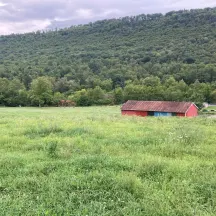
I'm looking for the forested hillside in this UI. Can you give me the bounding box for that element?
[1,7,216,106]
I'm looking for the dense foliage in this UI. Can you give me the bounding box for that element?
[1,7,216,106]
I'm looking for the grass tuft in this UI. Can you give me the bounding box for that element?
[45,140,58,158]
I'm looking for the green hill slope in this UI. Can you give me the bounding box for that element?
[1,8,216,106]
[1,8,216,82]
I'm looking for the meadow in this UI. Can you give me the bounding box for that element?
[0,106,216,216]
[205,106,216,112]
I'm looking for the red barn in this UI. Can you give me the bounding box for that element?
[121,101,198,117]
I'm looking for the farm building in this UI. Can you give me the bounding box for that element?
[121,101,198,117]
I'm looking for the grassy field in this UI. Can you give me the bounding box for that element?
[206,106,216,111]
[0,107,216,216]
[201,106,216,116]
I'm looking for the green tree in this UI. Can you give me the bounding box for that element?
[101,79,113,91]
[210,90,216,103]
[141,76,161,87]
[53,92,65,106]
[88,86,105,105]
[6,79,26,106]
[0,78,9,105]
[114,87,124,104]
[72,89,91,106]
[18,89,29,106]
[29,77,53,106]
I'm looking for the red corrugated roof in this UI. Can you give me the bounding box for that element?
[121,100,195,113]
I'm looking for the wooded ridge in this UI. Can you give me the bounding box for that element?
[0,7,216,106]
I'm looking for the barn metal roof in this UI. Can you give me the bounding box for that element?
[121,100,195,113]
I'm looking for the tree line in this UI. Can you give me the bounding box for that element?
[0,76,215,107]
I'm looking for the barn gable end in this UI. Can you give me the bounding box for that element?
[185,104,198,117]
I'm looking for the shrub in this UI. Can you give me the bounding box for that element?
[45,140,58,158]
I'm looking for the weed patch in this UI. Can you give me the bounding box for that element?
[45,140,58,158]
[25,124,63,138]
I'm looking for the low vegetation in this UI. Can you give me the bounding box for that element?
[205,106,216,111]
[0,107,216,215]
[201,106,216,116]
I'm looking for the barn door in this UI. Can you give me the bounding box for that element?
[154,112,172,116]
[148,111,154,116]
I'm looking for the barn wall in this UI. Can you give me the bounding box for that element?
[177,113,185,117]
[122,111,148,117]
[186,104,198,117]
[122,106,198,117]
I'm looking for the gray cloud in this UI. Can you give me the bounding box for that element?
[0,0,216,35]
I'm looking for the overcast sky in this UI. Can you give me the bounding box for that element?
[0,0,216,35]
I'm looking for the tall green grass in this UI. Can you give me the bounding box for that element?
[0,107,216,215]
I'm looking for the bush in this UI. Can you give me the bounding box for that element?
[45,140,58,158]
